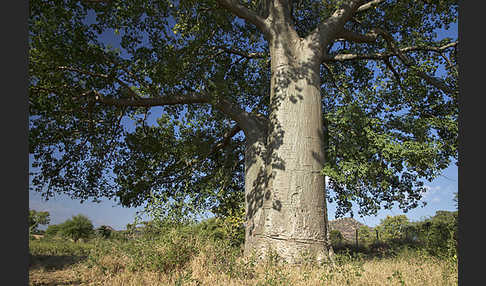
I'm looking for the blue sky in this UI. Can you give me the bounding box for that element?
[29,10,458,230]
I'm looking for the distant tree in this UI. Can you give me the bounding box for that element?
[45,224,61,237]
[453,192,458,209]
[330,229,344,246]
[59,214,94,242]
[416,210,457,257]
[431,210,457,224]
[29,209,50,234]
[358,225,373,244]
[96,225,112,239]
[377,215,409,241]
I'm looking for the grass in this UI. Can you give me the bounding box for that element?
[29,233,458,286]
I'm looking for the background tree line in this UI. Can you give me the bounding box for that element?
[330,209,458,259]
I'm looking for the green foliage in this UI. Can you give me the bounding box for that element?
[330,229,344,246]
[366,213,457,259]
[376,215,410,241]
[45,224,61,237]
[29,0,458,221]
[88,222,219,273]
[59,214,94,242]
[357,225,373,245]
[29,239,92,257]
[29,219,457,284]
[95,225,112,239]
[29,209,50,234]
[415,211,458,258]
[193,217,226,241]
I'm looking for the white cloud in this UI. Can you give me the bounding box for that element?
[431,197,441,203]
[423,185,441,198]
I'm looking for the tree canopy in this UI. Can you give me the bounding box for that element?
[59,214,95,241]
[29,209,51,233]
[29,0,458,219]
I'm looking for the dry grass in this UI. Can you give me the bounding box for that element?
[29,238,457,286]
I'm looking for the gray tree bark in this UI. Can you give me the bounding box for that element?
[243,1,331,263]
[217,0,369,264]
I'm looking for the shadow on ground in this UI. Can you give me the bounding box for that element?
[29,254,88,271]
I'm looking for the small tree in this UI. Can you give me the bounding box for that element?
[59,214,94,242]
[29,209,50,234]
[358,225,373,245]
[96,225,112,239]
[377,215,410,241]
[45,224,61,237]
[416,210,457,257]
[330,230,344,247]
[453,192,458,209]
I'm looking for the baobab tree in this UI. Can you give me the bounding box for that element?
[29,0,458,262]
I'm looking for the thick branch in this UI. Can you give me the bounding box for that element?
[307,0,366,57]
[211,124,243,154]
[356,0,386,13]
[337,29,379,43]
[58,64,263,134]
[89,90,210,107]
[87,90,262,136]
[216,0,269,35]
[216,46,267,59]
[327,42,457,61]
[325,35,458,95]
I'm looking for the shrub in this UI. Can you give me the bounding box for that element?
[330,229,344,247]
[358,225,373,245]
[96,225,112,239]
[377,215,410,241]
[415,211,457,258]
[59,214,94,242]
[45,224,62,237]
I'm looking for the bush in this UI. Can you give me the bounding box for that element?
[45,224,62,237]
[376,215,410,242]
[330,229,344,247]
[370,212,457,259]
[96,225,112,239]
[415,211,457,258]
[194,218,226,241]
[59,214,94,242]
[87,223,203,273]
[358,225,373,245]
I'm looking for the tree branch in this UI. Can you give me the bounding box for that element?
[211,124,243,155]
[58,66,140,99]
[382,57,408,92]
[84,89,262,136]
[325,31,458,95]
[216,0,269,35]
[326,41,457,61]
[215,46,267,59]
[57,64,264,134]
[336,28,379,43]
[87,90,210,106]
[307,0,366,57]
[356,0,386,13]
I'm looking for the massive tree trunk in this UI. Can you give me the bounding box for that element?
[244,24,330,263]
